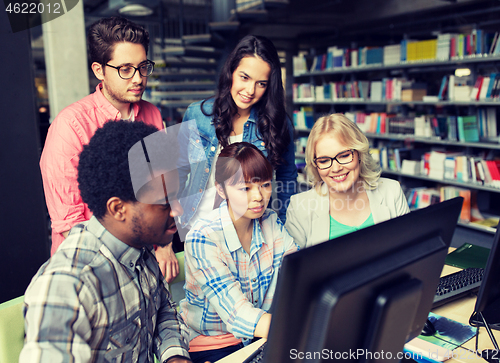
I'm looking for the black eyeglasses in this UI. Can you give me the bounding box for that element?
[105,60,155,79]
[314,149,355,170]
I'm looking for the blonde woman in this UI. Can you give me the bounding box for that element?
[285,113,409,248]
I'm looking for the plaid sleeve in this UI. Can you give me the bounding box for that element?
[156,278,191,361]
[185,228,264,339]
[19,271,95,363]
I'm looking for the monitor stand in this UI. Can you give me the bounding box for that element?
[305,278,424,362]
[361,279,423,362]
[471,297,500,330]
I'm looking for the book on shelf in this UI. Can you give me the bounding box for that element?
[476,107,498,140]
[414,116,432,138]
[478,75,492,100]
[294,137,308,156]
[387,115,415,135]
[485,72,497,99]
[365,46,384,65]
[456,115,479,142]
[292,55,308,76]
[437,75,448,101]
[436,33,452,61]
[383,44,401,65]
[453,85,472,101]
[454,155,470,182]
[470,217,499,230]
[296,29,500,76]
[401,159,420,175]
[483,160,500,187]
[447,75,455,100]
[370,81,383,101]
[293,83,315,101]
[421,150,462,180]
[469,75,484,101]
[447,116,458,141]
[370,147,380,165]
[293,107,314,130]
[407,187,441,210]
[490,74,500,99]
[401,81,427,101]
[401,89,427,101]
[440,185,475,222]
[431,116,448,140]
[314,85,326,101]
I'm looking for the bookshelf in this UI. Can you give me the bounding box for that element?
[292,31,500,237]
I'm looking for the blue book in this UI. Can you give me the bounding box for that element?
[401,39,407,62]
[486,73,497,99]
[476,29,483,54]
[438,76,448,100]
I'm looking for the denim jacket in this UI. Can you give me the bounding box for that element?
[177,99,297,228]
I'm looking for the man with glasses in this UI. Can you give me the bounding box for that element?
[40,16,179,282]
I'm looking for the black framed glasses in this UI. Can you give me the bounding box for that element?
[105,60,155,79]
[314,149,355,170]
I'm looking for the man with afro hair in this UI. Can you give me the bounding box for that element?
[20,120,191,363]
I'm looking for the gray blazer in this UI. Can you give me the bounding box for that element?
[285,178,410,249]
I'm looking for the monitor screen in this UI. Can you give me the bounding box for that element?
[470,225,500,330]
[264,197,463,363]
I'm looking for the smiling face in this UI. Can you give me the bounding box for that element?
[230,56,271,117]
[314,133,360,194]
[217,175,272,224]
[92,42,148,117]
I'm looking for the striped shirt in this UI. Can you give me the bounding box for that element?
[179,201,299,343]
[20,216,190,363]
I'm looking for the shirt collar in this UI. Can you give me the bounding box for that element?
[86,216,143,272]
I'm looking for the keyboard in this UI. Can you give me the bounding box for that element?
[433,267,484,308]
[242,341,267,363]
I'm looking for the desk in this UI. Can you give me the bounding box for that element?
[216,263,499,363]
[431,264,497,363]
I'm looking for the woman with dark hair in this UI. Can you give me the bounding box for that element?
[179,142,298,363]
[177,35,298,235]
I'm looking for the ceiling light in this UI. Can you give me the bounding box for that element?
[455,68,471,77]
[118,3,153,16]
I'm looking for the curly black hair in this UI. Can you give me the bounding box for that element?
[77,120,159,219]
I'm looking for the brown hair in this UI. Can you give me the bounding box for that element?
[88,16,149,66]
[215,142,273,189]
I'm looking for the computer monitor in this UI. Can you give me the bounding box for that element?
[470,225,500,330]
[263,197,463,363]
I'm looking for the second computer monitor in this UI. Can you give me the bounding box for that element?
[470,222,500,330]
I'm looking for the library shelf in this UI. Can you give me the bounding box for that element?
[292,39,500,238]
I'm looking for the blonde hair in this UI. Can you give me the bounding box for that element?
[305,113,381,190]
